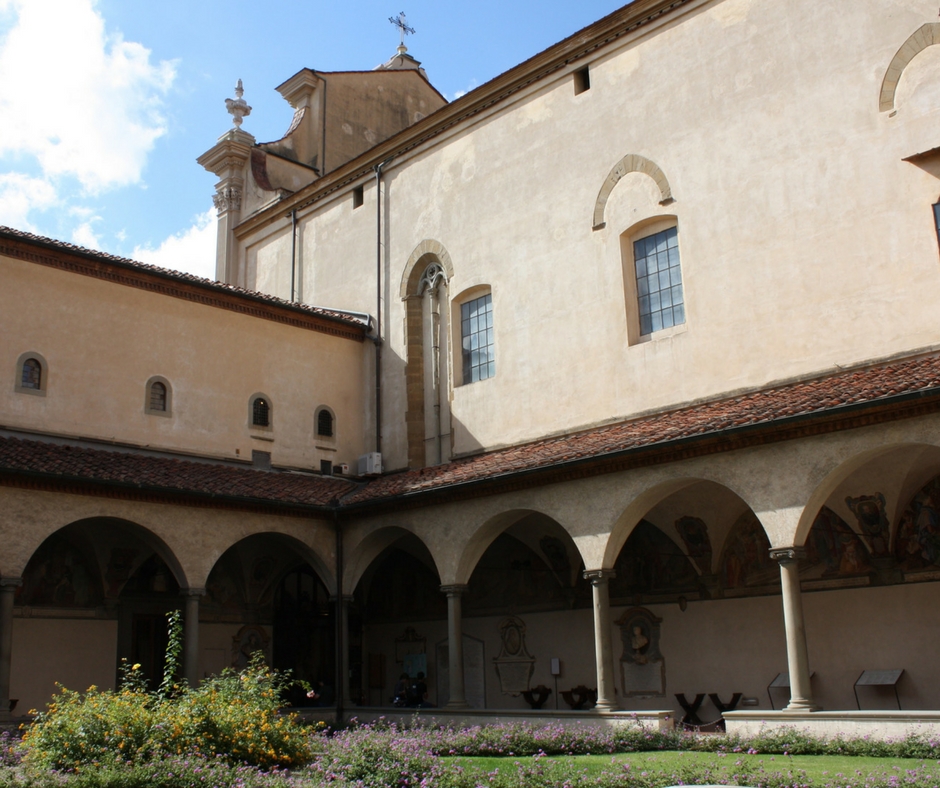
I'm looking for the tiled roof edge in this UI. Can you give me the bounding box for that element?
[0,226,370,340]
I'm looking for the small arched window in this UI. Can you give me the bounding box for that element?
[21,359,41,390]
[317,408,334,437]
[150,382,167,411]
[145,376,172,416]
[252,397,270,428]
[15,352,47,396]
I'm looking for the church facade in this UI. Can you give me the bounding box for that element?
[4,0,940,724]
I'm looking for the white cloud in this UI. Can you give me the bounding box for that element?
[0,172,57,229]
[0,0,175,194]
[71,221,101,250]
[132,208,217,280]
[450,80,478,101]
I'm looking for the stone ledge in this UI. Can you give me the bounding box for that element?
[724,710,940,739]
[342,706,674,730]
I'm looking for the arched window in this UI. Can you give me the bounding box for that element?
[251,396,271,428]
[21,359,41,390]
[145,376,172,416]
[317,408,334,438]
[15,352,47,396]
[150,382,167,411]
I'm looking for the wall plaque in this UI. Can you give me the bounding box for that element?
[616,607,665,697]
[493,615,535,695]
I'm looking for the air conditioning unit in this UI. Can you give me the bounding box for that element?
[358,452,383,476]
[335,463,349,475]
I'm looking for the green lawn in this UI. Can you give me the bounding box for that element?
[456,751,940,785]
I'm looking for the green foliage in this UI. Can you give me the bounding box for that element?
[156,611,183,701]
[21,613,311,772]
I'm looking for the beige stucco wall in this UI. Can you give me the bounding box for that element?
[362,578,940,715]
[11,617,117,716]
[240,0,940,473]
[0,254,367,471]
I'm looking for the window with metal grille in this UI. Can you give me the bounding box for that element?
[317,409,334,437]
[461,293,495,383]
[252,397,270,427]
[149,382,167,412]
[634,226,684,335]
[21,358,41,390]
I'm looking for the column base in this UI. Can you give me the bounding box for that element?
[593,700,621,712]
[444,700,469,710]
[783,701,822,712]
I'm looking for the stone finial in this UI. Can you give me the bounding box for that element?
[225,79,252,129]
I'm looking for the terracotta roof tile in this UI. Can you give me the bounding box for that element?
[4,354,939,512]
[341,354,940,505]
[0,437,356,508]
[0,226,369,329]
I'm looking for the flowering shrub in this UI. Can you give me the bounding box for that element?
[0,731,22,768]
[21,613,311,771]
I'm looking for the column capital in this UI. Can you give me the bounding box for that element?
[769,547,806,565]
[440,584,469,597]
[180,587,206,598]
[583,568,616,584]
[0,577,22,589]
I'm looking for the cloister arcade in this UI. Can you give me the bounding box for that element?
[3,419,940,720]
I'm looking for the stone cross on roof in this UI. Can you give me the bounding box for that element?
[389,11,415,52]
[224,79,252,129]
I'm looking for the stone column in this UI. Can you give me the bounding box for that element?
[770,548,820,711]
[181,588,205,688]
[0,577,22,719]
[441,584,469,708]
[331,594,354,707]
[584,569,619,711]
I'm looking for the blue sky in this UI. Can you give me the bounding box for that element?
[0,0,625,278]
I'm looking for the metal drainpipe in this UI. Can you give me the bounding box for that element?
[289,209,297,303]
[373,158,393,455]
[333,510,344,724]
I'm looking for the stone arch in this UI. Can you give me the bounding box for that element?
[19,516,189,592]
[603,477,759,570]
[207,531,336,596]
[351,527,446,633]
[344,525,440,595]
[793,441,940,549]
[592,154,673,230]
[453,508,582,586]
[880,23,940,112]
[399,239,455,300]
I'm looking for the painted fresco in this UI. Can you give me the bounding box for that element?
[120,554,180,597]
[802,506,871,579]
[610,520,699,600]
[205,550,247,610]
[674,516,713,575]
[362,548,447,621]
[18,532,102,607]
[466,533,585,614]
[896,476,940,571]
[845,493,891,557]
[719,511,778,590]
